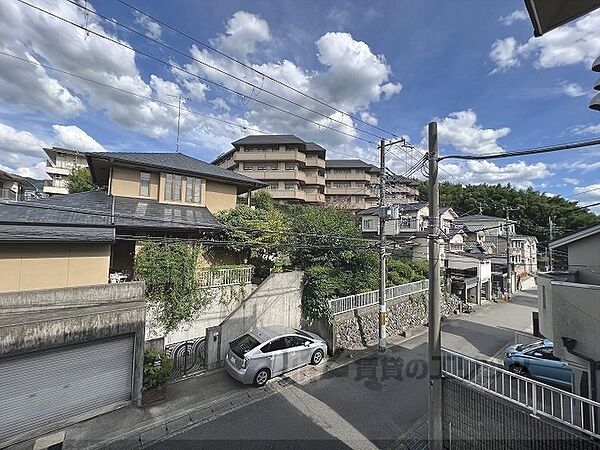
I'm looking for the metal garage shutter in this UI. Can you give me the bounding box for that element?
[0,335,134,443]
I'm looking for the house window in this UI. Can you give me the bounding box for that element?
[267,182,279,190]
[285,163,296,171]
[284,183,297,190]
[164,173,182,201]
[243,163,253,171]
[186,177,202,203]
[139,172,151,197]
[364,219,374,230]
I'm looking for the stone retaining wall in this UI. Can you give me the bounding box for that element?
[334,292,460,351]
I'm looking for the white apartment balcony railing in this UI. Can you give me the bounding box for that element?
[197,266,253,288]
[442,348,600,440]
[328,279,429,315]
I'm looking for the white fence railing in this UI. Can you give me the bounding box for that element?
[442,348,600,439]
[197,266,253,288]
[328,279,428,315]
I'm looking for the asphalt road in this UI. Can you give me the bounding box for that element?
[151,291,538,450]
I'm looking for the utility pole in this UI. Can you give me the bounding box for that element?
[427,122,443,449]
[378,139,387,353]
[548,216,554,271]
[168,94,191,152]
[504,207,518,300]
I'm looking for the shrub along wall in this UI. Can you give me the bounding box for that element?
[332,293,461,351]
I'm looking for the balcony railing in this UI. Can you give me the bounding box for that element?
[328,279,429,315]
[442,348,600,439]
[197,266,253,288]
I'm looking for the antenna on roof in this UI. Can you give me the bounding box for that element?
[168,94,191,152]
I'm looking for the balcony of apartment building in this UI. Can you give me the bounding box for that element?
[43,178,69,195]
[245,168,307,183]
[234,148,307,164]
[326,171,372,182]
[305,190,325,203]
[304,171,326,186]
[266,181,306,201]
[325,182,370,196]
[305,156,325,169]
[45,159,79,176]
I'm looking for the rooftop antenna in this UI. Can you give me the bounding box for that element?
[168,95,191,152]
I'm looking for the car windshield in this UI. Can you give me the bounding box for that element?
[519,340,546,352]
[230,334,260,357]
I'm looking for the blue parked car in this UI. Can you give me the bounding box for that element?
[503,339,572,390]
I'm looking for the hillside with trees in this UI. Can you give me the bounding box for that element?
[419,182,599,242]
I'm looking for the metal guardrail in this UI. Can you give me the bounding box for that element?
[328,279,428,315]
[442,348,600,439]
[197,266,253,288]
[514,330,541,346]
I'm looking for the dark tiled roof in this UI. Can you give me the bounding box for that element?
[456,214,510,222]
[397,202,428,212]
[326,159,378,170]
[232,135,305,146]
[0,190,221,231]
[88,152,265,188]
[0,224,114,242]
[305,142,326,153]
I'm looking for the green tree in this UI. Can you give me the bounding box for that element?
[418,181,599,242]
[67,167,95,193]
[284,205,363,268]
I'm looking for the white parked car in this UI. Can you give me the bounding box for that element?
[225,325,327,387]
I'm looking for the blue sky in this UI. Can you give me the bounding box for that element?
[0,0,599,207]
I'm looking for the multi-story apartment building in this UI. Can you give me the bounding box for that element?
[324,159,378,209]
[213,135,326,204]
[43,147,89,195]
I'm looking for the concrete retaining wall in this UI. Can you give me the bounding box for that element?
[205,271,303,368]
[145,283,257,345]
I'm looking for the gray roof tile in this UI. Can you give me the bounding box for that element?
[88,152,265,188]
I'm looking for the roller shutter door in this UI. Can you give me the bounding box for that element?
[0,335,134,443]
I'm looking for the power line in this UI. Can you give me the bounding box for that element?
[16,0,376,145]
[0,51,373,163]
[439,137,600,162]
[113,0,398,139]
[0,197,380,244]
[66,0,386,142]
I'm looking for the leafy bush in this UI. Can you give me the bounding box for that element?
[134,242,209,333]
[143,347,172,390]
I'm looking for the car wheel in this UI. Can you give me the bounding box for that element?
[254,368,270,387]
[510,365,530,377]
[311,349,324,365]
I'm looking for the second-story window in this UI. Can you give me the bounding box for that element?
[285,163,296,171]
[139,172,151,197]
[164,173,182,201]
[186,177,202,203]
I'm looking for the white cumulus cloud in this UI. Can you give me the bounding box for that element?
[433,109,510,155]
[51,125,105,153]
[499,9,529,26]
[440,160,550,189]
[133,11,162,40]
[490,9,600,72]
